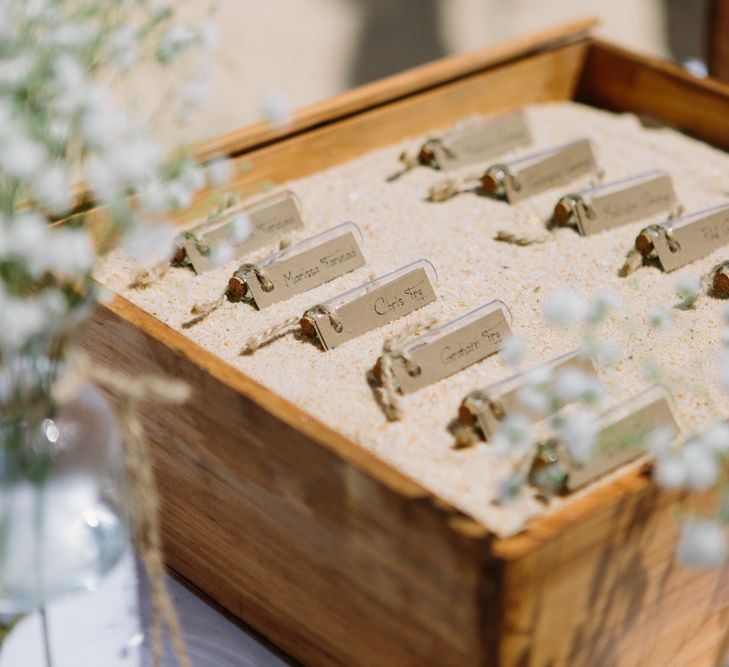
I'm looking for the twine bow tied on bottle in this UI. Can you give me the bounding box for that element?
[372,318,438,421]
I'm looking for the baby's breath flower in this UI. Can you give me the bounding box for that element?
[543,287,587,327]
[199,22,220,51]
[552,368,604,406]
[645,425,676,458]
[675,274,701,309]
[654,453,688,488]
[501,335,525,366]
[175,78,210,122]
[677,520,728,568]
[156,25,197,64]
[50,228,94,277]
[123,222,179,263]
[209,241,235,268]
[648,307,672,330]
[557,411,598,465]
[31,164,72,215]
[585,290,619,325]
[703,422,729,455]
[228,213,252,243]
[108,26,138,70]
[207,158,235,187]
[681,439,719,490]
[517,383,551,416]
[0,53,34,88]
[491,413,535,459]
[263,87,293,128]
[0,134,46,178]
[497,472,525,504]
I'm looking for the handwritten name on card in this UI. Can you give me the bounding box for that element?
[305,262,437,350]
[387,302,512,394]
[184,191,304,273]
[244,225,365,309]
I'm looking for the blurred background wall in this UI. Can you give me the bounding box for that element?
[153,0,709,145]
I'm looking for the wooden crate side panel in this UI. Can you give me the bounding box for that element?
[172,43,588,227]
[81,300,500,667]
[193,18,597,162]
[577,39,729,151]
[498,476,729,667]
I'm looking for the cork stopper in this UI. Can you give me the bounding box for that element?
[299,315,318,339]
[634,232,655,257]
[713,264,729,297]
[226,274,248,301]
[372,357,384,383]
[418,145,435,168]
[457,400,477,427]
[553,197,575,225]
[172,245,188,265]
[481,169,502,195]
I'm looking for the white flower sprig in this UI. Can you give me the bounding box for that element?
[0,0,218,363]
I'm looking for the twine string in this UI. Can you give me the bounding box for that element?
[129,261,170,290]
[427,179,462,202]
[242,315,300,354]
[54,355,192,667]
[377,318,438,422]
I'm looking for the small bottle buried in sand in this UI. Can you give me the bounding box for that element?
[371,301,513,422]
[389,111,532,180]
[242,259,438,354]
[427,138,600,204]
[455,350,598,448]
[620,201,729,276]
[129,190,304,287]
[183,223,366,328]
[229,222,365,307]
[529,385,679,496]
[552,170,680,236]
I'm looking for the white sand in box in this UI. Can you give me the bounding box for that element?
[96,101,729,537]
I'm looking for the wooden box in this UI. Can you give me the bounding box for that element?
[82,19,729,667]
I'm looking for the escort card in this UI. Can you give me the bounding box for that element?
[430,111,533,171]
[183,190,304,273]
[303,260,437,351]
[555,170,677,236]
[483,139,597,204]
[463,350,597,440]
[384,301,512,394]
[652,202,729,272]
[240,223,365,309]
[566,386,679,492]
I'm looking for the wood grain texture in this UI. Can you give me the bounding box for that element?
[175,41,589,228]
[81,295,498,667]
[496,471,729,666]
[708,0,729,83]
[192,17,597,164]
[578,39,729,151]
[81,29,729,667]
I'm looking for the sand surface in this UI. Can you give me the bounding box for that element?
[97,101,729,536]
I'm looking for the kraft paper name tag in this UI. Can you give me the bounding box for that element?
[530,386,679,494]
[651,202,729,272]
[462,350,597,440]
[554,170,677,236]
[183,190,304,273]
[566,386,679,491]
[430,111,533,171]
[382,301,512,394]
[482,139,598,204]
[234,223,365,309]
[302,260,437,351]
